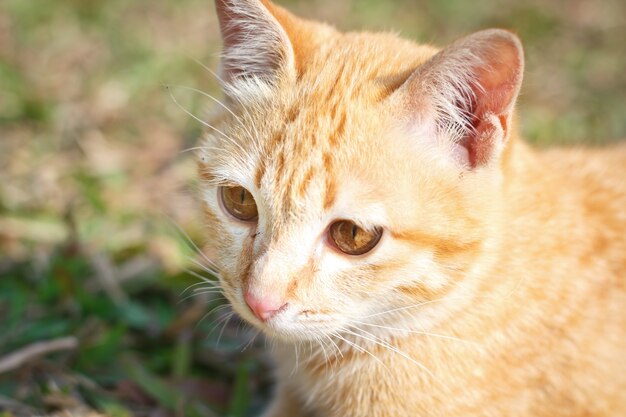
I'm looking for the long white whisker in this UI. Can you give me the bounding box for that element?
[185,57,267,159]
[314,337,335,380]
[183,289,225,301]
[325,334,343,359]
[180,145,224,154]
[179,277,220,296]
[167,83,260,151]
[189,257,220,278]
[192,285,222,292]
[166,217,221,275]
[165,85,246,154]
[322,334,342,376]
[363,294,481,319]
[344,327,437,382]
[179,290,225,304]
[332,330,388,371]
[197,303,231,329]
[186,56,257,119]
[215,312,236,346]
[351,320,479,347]
[185,267,220,286]
[292,343,300,376]
[240,329,260,352]
[184,268,221,285]
[168,84,241,120]
[317,337,329,365]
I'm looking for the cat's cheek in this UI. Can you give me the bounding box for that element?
[404,251,451,291]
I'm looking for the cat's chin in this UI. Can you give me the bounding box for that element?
[260,326,332,343]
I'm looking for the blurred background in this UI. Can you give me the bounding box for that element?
[0,0,624,416]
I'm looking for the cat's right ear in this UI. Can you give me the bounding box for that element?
[393,29,524,170]
[214,0,296,89]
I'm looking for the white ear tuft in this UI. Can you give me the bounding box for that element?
[214,0,295,87]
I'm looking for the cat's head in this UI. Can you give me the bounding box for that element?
[199,0,523,341]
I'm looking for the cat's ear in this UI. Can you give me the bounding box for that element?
[214,0,296,87]
[396,29,524,169]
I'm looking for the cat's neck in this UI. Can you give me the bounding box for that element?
[502,137,624,259]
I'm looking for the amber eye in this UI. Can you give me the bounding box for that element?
[220,186,258,221]
[328,220,382,256]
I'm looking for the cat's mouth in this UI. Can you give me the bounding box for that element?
[217,280,345,340]
[235,298,342,341]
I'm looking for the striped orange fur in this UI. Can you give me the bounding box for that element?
[197,1,626,415]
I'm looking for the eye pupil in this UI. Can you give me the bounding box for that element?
[329,220,382,256]
[221,186,258,221]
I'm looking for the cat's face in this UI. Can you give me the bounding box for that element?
[199,0,522,342]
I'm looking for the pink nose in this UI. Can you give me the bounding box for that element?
[244,291,286,321]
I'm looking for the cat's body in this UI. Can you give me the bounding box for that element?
[198,1,626,416]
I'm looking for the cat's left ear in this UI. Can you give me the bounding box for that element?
[214,0,297,87]
[395,29,524,169]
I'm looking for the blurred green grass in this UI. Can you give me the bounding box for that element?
[0,0,624,416]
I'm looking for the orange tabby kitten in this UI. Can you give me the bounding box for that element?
[197,0,626,415]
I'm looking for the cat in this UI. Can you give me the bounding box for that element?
[197,0,626,416]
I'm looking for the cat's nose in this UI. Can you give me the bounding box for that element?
[244,291,286,322]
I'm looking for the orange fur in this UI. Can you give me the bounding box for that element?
[198,1,626,415]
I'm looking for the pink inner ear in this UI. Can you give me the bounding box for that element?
[462,116,506,167]
[460,33,523,168]
[471,37,523,119]
[394,29,524,170]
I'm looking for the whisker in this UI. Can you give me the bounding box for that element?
[322,334,343,376]
[179,292,225,306]
[343,327,437,382]
[325,334,343,359]
[186,56,265,124]
[186,251,221,272]
[351,319,480,348]
[292,343,300,376]
[240,329,261,352]
[314,337,332,378]
[362,294,483,319]
[165,216,221,275]
[214,311,236,346]
[188,289,224,298]
[180,279,217,297]
[179,270,221,295]
[165,84,247,154]
[184,57,266,157]
[167,84,241,121]
[196,303,231,330]
[179,145,224,154]
[332,330,388,371]
[185,56,234,99]
[167,83,260,152]
[178,270,223,304]
[186,267,221,285]
[188,257,220,278]
[192,285,222,292]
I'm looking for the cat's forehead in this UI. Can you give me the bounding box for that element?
[208,103,379,229]
[252,103,347,222]
[204,36,440,221]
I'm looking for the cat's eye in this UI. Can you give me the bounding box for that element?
[328,220,382,256]
[220,186,258,221]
